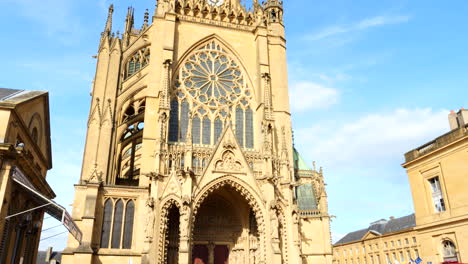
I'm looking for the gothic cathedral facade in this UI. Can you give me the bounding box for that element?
[62,1,332,263]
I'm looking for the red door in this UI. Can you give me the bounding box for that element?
[192,245,209,264]
[214,245,229,264]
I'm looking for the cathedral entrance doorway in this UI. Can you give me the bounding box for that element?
[191,185,260,264]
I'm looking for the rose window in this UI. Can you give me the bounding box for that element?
[170,41,254,149]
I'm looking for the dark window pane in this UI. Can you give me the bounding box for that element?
[235,107,244,146]
[100,199,113,248]
[123,201,135,249]
[180,100,190,142]
[169,100,179,142]
[111,200,124,248]
[214,118,223,143]
[202,117,211,145]
[245,108,254,148]
[192,116,201,144]
[296,184,318,210]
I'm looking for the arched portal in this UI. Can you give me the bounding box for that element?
[166,205,181,264]
[191,181,263,264]
[159,199,182,264]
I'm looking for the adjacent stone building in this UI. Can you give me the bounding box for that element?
[62,1,333,263]
[334,109,467,264]
[0,89,74,263]
[333,215,420,264]
[403,108,468,263]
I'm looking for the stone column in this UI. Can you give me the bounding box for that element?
[178,204,190,264]
[208,242,215,264]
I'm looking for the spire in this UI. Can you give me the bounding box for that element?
[104,4,114,34]
[124,7,135,34]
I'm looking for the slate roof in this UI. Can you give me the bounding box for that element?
[0,88,23,101]
[36,251,62,264]
[334,214,416,245]
[0,88,47,106]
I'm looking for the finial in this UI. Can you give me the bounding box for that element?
[104,4,114,33]
[116,30,120,38]
[144,9,149,26]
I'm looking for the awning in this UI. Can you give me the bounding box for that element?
[9,167,82,243]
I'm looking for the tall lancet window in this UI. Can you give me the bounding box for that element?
[100,198,136,249]
[170,39,256,148]
[125,46,150,79]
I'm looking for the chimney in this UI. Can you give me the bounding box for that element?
[45,247,53,262]
[449,108,467,130]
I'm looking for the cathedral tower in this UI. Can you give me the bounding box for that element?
[62,1,332,263]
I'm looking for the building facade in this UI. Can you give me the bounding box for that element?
[333,215,421,264]
[334,109,467,264]
[0,89,54,263]
[403,109,468,263]
[62,1,332,264]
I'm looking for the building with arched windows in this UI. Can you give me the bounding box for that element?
[333,109,468,264]
[61,1,333,264]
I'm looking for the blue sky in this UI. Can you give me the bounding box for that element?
[0,0,466,250]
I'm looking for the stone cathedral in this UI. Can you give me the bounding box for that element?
[62,0,332,263]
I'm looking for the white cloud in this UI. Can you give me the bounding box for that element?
[295,108,449,168]
[290,81,339,111]
[307,15,411,41]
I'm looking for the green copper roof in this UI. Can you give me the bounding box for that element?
[293,148,312,171]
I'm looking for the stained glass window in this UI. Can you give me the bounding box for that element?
[171,40,254,147]
[123,200,135,249]
[180,101,190,142]
[111,200,124,248]
[236,107,244,146]
[202,117,211,145]
[245,108,253,148]
[100,199,113,248]
[125,47,150,79]
[169,100,179,142]
[296,184,317,210]
[192,116,201,144]
[214,118,223,143]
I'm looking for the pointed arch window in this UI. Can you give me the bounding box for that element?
[101,198,136,249]
[100,199,113,248]
[192,116,201,144]
[214,118,223,143]
[245,107,254,148]
[170,40,255,148]
[123,200,135,249]
[125,46,150,79]
[235,106,244,146]
[180,101,190,142]
[111,200,124,248]
[442,240,458,262]
[169,100,179,142]
[202,117,211,145]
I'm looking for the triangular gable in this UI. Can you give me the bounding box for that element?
[362,230,381,240]
[195,125,262,195]
[161,169,183,199]
[13,92,52,169]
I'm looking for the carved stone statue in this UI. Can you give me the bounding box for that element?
[144,197,155,240]
[270,207,279,240]
[180,204,190,238]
